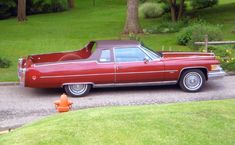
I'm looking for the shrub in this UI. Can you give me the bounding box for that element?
[0,57,11,68]
[0,0,68,19]
[0,0,15,19]
[139,0,161,3]
[139,2,164,19]
[209,46,235,71]
[177,22,223,46]
[31,0,68,14]
[191,0,218,9]
[128,33,141,41]
[143,20,188,34]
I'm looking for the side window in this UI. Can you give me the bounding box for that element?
[99,49,111,62]
[114,47,150,62]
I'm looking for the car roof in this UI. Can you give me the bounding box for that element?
[95,40,141,49]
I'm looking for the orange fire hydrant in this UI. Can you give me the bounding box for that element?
[54,94,73,113]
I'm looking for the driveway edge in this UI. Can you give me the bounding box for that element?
[0,82,19,86]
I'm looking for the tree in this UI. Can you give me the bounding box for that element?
[17,0,26,21]
[67,0,75,9]
[167,0,217,22]
[167,0,185,22]
[124,0,142,34]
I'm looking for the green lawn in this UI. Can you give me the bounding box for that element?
[0,99,234,145]
[0,0,234,81]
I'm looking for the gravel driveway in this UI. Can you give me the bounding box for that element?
[0,76,235,131]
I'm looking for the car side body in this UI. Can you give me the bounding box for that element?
[18,40,225,97]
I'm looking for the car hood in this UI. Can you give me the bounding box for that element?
[161,52,215,58]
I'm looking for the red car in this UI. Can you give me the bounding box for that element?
[18,40,225,97]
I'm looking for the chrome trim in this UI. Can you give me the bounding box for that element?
[61,81,177,88]
[113,46,157,63]
[62,82,94,87]
[164,56,215,60]
[41,73,114,79]
[140,46,161,60]
[93,81,178,88]
[34,60,94,67]
[178,66,208,80]
[163,52,214,55]
[19,68,26,87]
[62,81,177,88]
[208,70,226,79]
[40,70,178,79]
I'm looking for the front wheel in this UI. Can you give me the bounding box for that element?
[64,84,91,97]
[179,69,206,92]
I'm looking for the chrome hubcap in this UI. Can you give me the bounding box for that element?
[183,72,202,91]
[68,84,87,95]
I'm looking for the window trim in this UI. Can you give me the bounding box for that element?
[113,46,156,63]
[98,49,112,63]
[140,46,161,60]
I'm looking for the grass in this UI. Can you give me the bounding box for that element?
[0,99,234,145]
[0,0,234,81]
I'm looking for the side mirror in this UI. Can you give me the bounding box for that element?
[144,58,149,64]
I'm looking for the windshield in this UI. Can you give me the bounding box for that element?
[140,46,162,60]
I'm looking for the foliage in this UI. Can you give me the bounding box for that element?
[128,33,141,41]
[191,0,218,9]
[29,0,68,14]
[0,0,68,19]
[209,45,235,71]
[0,57,11,68]
[139,2,164,18]
[0,0,15,19]
[139,0,161,3]
[177,21,223,46]
[143,19,188,34]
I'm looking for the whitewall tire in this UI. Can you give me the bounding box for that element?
[179,69,206,92]
[64,84,91,97]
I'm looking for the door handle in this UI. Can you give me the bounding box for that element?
[116,66,124,70]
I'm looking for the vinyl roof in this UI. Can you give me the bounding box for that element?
[95,40,140,49]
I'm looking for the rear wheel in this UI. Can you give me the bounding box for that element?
[64,84,91,97]
[179,69,206,92]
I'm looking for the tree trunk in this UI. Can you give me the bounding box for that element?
[168,0,176,22]
[177,0,185,20]
[123,0,142,34]
[68,0,75,8]
[17,0,26,21]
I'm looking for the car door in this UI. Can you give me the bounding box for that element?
[91,49,115,84]
[114,47,164,83]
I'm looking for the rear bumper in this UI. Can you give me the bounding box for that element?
[18,58,26,87]
[208,70,226,79]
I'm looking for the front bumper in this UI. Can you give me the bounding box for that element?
[208,70,226,79]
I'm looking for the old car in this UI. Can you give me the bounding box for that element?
[18,40,225,97]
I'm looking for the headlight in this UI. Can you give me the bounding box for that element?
[211,64,222,71]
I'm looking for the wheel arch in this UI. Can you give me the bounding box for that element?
[62,82,94,88]
[178,67,208,81]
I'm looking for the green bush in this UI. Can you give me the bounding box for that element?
[191,0,218,9]
[31,0,68,14]
[0,57,11,68]
[208,46,235,71]
[0,0,15,19]
[0,0,68,19]
[143,20,188,34]
[139,2,164,19]
[139,0,161,3]
[177,21,223,46]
